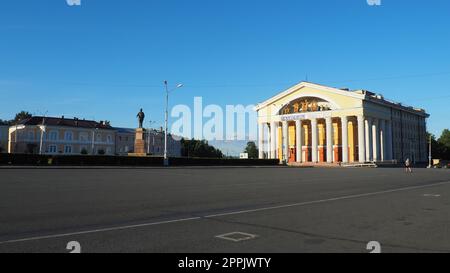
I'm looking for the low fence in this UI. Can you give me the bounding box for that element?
[0,153,279,167]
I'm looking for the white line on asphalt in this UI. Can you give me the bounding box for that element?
[1,180,450,245]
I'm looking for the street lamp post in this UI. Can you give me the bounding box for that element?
[428,134,432,168]
[91,128,99,155]
[163,81,183,166]
[14,125,18,153]
[13,124,26,153]
[39,117,46,155]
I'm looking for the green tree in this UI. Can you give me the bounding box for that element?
[180,138,224,158]
[438,129,450,147]
[244,141,259,159]
[11,111,32,125]
[427,130,450,160]
[437,129,450,159]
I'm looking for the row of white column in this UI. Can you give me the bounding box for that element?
[258,116,393,163]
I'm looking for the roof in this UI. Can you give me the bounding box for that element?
[255,81,429,117]
[18,116,114,130]
[254,81,365,111]
[114,127,136,134]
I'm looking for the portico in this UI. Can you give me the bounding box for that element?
[256,82,428,164]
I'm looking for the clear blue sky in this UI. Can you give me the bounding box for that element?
[1,0,449,139]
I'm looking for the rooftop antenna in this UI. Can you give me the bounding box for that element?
[305,74,309,82]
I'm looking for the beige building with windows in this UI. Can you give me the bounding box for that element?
[8,116,116,155]
[115,127,182,157]
[256,82,429,164]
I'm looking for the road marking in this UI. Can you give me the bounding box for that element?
[1,180,450,245]
[215,232,258,242]
[423,194,441,197]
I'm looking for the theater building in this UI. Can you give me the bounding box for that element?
[255,82,429,164]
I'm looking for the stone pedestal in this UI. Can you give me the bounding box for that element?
[132,128,146,156]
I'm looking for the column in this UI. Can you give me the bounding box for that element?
[386,120,393,161]
[265,123,271,159]
[326,117,333,163]
[341,116,349,163]
[372,118,379,162]
[270,122,277,159]
[311,118,318,163]
[357,115,366,163]
[258,123,264,159]
[365,118,373,161]
[267,124,272,159]
[282,121,289,162]
[379,119,386,162]
[295,120,303,163]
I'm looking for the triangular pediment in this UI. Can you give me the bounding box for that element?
[255,82,365,111]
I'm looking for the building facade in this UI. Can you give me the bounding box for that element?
[115,128,135,155]
[115,127,182,157]
[5,115,183,157]
[8,116,116,155]
[255,82,429,164]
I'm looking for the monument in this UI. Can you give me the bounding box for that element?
[131,108,147,156]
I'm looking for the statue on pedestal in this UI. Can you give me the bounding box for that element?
[137,108,145,129]
[132,108,147,155]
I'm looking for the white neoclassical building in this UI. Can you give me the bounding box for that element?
[255,82,429,164]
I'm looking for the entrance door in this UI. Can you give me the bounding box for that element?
[289,148,296,163]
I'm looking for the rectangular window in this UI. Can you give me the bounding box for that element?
[79,132,88,142]
[65,131,73,141]
[64,145,72,154]
[48,145,57,153]
[49,131,58,141]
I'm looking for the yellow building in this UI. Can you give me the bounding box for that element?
[255,82,429,164]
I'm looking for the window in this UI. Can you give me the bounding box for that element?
[97,133,102,142]
[49,131,58,141]
[107,135,112,143]
[79,132,88,142]
[28,131,34,141]
[65,131,73,141]
[48,145,57,153]
[64,145,72,154]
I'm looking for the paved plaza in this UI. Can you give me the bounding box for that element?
[0,167,449,253]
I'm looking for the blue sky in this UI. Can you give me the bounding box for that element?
[1,0,449,144]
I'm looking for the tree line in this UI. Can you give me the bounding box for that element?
[429,130,450,160]
[180,138,224,158]
[0,111,33,125]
